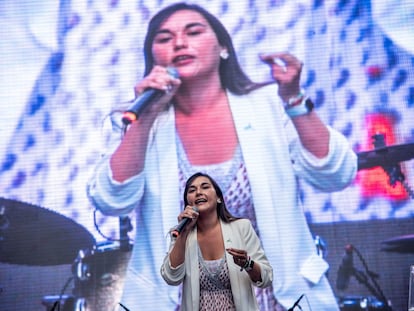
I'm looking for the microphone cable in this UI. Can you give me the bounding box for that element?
[92,208,134,244]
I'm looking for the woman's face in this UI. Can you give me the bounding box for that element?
[186,176,220,213]
[151,10,224,79]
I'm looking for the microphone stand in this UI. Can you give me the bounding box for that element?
[118,302,130,311]
[287,294,304,311]
[50,300,60,311]
[349,246,393,311]
[119,216,132,252]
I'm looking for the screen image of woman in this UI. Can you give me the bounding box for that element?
[87,3,357,310]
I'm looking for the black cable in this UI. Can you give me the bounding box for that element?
[304,294,312,311]
[48,276,74,311]
[59,276,74,301]
[93,209,134,245]
[93,209,118,241]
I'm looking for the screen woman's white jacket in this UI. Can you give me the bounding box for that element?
[87,84,357,310]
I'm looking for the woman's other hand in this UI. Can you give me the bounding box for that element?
[260,52,303,102]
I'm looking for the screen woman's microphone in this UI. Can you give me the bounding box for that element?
[336,244,354,290]
[122,67,179,125]
[171,206,198,238]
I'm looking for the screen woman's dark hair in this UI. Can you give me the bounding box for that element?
[143,2,258,95]
[184,172,239,223]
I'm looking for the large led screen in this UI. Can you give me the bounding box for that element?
[1,1,413,310]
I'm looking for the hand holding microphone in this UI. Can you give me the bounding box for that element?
[171,206,199,238]
[122,66,181,125]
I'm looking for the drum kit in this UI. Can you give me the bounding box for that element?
[357,136,414,255]
[356,135,414,252]
[341,134,414,311]
[0,197,132,311]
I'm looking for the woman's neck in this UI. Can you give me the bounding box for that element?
[197,214,220,233]
[174,75,226,115]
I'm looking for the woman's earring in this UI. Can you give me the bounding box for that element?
[220,50,229,60]
[217,199,222,203]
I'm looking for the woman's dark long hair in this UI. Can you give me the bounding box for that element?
[184,172,239,223]
[143,2,259,95]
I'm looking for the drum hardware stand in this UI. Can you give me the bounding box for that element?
[73,249,89,281]
[372,133,414,199]
[119,215,133,252]
[69,214,133,311]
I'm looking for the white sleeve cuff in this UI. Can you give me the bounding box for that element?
[87,160,144,216]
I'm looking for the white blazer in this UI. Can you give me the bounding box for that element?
[161,219,273,311]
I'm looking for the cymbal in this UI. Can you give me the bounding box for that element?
[381,234,414,253]
[0,198,95,266]
[357,142,414,170]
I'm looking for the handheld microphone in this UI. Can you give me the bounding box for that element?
[336,244,354,290]
[171,206,198,238]
[122,67,179,125]
[287,294,305,311]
